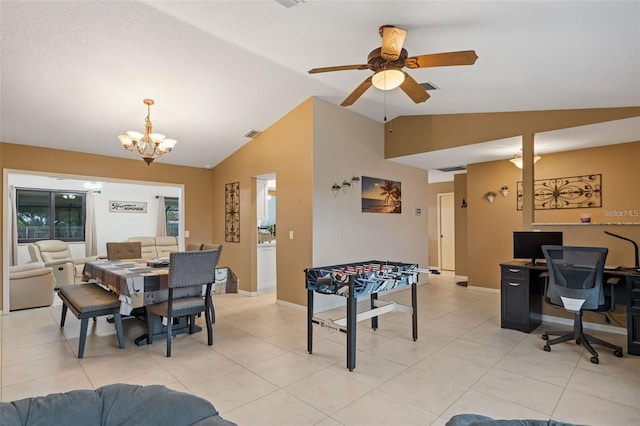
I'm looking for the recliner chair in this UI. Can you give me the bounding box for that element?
[541,245,623,364]
[28,240,99,286]
[9,262,56,311]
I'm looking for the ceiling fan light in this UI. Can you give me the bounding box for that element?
[372,69,405,90]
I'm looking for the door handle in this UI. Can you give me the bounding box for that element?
[508,282,520,287]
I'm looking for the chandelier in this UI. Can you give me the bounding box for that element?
[117,99,177,165]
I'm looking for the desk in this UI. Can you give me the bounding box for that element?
[500,260,640,355]
[305,260,420,371]
[83,259,237,345]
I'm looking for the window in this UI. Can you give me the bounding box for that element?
[16,189,86,243]
[165,197,179,237]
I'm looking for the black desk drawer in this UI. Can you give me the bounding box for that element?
[502,267,527,281]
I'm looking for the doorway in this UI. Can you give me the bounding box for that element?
[256,173,276,294]
[438,192,455,271]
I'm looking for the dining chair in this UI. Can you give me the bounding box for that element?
[541,245,623,364]
[106,241,142,260]
[146,248,221,357]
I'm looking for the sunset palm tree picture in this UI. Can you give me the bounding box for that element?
[361,176,402,214]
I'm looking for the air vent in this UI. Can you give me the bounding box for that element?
[419,81,439,91]
[244,130,262,138]
[435,166,466,172]
[275,0,305,8]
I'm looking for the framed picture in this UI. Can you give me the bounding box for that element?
[109,200,147,213]
[361,176,402,214]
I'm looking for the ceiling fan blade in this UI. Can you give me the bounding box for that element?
[341,76,373,106]
[399,73,430,104]
[405,50,478,68]
[308,64,369,74]
[380,26,407,61]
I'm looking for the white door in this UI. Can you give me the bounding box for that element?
[438,193,455,271]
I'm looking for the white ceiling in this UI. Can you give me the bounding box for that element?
[1,1,639,181]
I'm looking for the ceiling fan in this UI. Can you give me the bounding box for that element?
[308,25,478,106]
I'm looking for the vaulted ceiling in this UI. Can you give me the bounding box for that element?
[1,1,639,180]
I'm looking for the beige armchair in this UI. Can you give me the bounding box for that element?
[28,240,99,286]
[9,262,56,311]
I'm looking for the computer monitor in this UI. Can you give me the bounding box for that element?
[513,231,563,265]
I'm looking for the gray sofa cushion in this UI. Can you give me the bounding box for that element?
[0,384,236,426]
[446,414,572,426]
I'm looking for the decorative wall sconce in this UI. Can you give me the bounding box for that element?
[332,175,360,196]
[331,183,341,197]
[500,185,509,197]
[461,198,467,208]
[485,191,496,203]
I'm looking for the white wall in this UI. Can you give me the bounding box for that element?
[9,173,181,264]
[311,99,430,310]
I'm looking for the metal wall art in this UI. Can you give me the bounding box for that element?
[517,174,602,210]
[225,182,240,242]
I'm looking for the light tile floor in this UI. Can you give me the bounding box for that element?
[2,272,640,425]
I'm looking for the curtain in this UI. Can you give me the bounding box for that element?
[156,196,167,237]
[85,191,98,256]
[9,185,18,266]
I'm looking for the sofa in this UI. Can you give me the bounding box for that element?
[186,243,223,252]
[28,240,99,286]
[8,262,55,311]
[446,414,571,426]
[0,383,236,426]
[128,236,179,259]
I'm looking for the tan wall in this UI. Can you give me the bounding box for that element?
[0,142,214,309]
[385,107,640,159]
[467,141,640,291]
[454,173,468,277]
[427,181,453,268]
[467,158,523,287]
[209,99,313,306]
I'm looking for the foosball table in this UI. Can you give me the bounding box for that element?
[305,260,422,371]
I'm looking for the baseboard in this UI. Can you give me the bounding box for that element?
[466,285,500,294]
[275,298,305,311]
[257,286,276,295]
[541,314,626,335]
[237,289,258,297]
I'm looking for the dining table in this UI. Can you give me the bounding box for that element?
[82,258,237,345]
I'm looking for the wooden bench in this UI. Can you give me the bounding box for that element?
[58,283,125,358]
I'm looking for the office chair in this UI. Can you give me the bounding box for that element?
[541,245,623,364]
